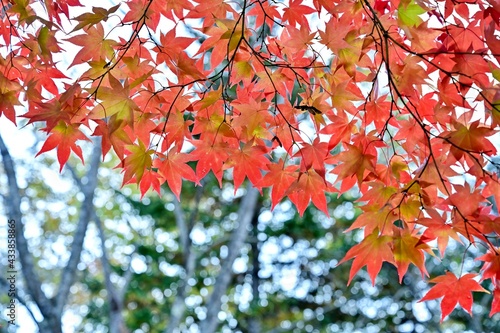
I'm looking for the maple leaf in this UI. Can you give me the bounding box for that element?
[491,288,500,317]
[153,150,197,200]
[332,144,377,184]
[318,15,353,54]
[138,170,162,198]
[420,272,488,321]
[91,74,139,126]
[282,0,315,29]
[288,169,330,216]
[52,0,83,18]
[92,118,132,160]
[393,228,431,282]
[156,28,196,64]
[418,209,462,256]
[476,248,500,284]
[320,112,355,149]
[159,108,192,150]
[258,159,299,210]
[363,97,391,130]
[36,26,63,63]
[294,138,329,176]
[23,62,69,97]
[339,229,395,285]
[66,23,117,67]
[445,120,497,161]
[398,0,426,27]
[197,18,245,69]
[281,24,315,51]
[0,73,22,125]
[446,183,485,217]
[231,98,273,140]
[345,204,398,236]
[224,140,269,192]
[121,140,154,185]
[247,1,281,30]
[36,121,90,171]
[187,0,237,29]
[191,140,231,186]
[71,5,120,32]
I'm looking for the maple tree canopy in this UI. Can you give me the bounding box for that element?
[1,0,500,320]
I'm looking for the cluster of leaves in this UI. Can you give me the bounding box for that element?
[1,0,500,319]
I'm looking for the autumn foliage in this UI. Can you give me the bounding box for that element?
[2,0,500,320]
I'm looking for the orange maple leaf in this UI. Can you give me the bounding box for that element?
[66,23,117,67]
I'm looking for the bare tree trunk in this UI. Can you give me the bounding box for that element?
[165,186,203,333]
[248,211,261,333]
[0,135,101,332]
[94,214,130,333]
[0,134,59,332]
[69,141,130,333]
[0,276,38,324]
[55,142,101,315]
[199,186,260,333]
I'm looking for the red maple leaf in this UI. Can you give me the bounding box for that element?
[288,169,330,216]
[420,272,488,321]
[36,121,90,171]
[191,140,231,186]
[476,248,500,284]
[393,228,431,282]
[294,138,329,175]
[153,150,198,200]
[224,139,269,192]
[138,170,162,198]
[491,288,500,317]
[418,209,462,256]
[282,0,315,29]
[258,159,299,209]
[338,229,394,285]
